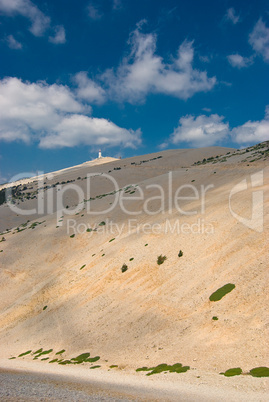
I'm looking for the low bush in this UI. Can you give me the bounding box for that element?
[178,250,183,257]
[157,255,167,265]
[121,264,128,273]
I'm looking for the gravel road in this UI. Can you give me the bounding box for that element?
[0,369,145,401]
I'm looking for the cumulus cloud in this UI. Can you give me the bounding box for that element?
[162,107,269,148]
[0,0,50,36]
[169,114,229,147]
[231,107,269,144]
[225,7,240,25]
[49,25,66,44]
[0,77,141,149]
[249,18,269,62]
[0,0,65,43]
[227,53,253,68]
[6,34,22,49]
[73,72,106,104]
[103,25,216,103]
[40,115,141,149]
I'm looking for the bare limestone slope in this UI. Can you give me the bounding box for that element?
[0,143,268,382]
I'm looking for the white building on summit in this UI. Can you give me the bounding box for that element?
[98,149,102,158]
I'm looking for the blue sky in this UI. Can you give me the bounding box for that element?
[0,0,268,183]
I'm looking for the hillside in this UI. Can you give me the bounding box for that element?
[0,142,268,391]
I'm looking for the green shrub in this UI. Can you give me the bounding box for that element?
[209,283,235,302]
[121,264,128,273]
[136,363,190,376]
[220,368,242,377]
[178,250,183,257]
[56,350,65,355]
[70,234,75,238]
[249,367,269,377]
[157,255,167,265]
[212,316,218,320]
[18,350,32,357]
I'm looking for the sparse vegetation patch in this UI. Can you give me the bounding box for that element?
[178,250,183,257]
[136,363,190,376]
[157,255,167,265]
[121,264,128,273]
[18,350,32,357]
[209,283,235,302]
[220,368,242,377]
[249,367,269,377]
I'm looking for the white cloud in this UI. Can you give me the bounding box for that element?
[6,34,22,49]
[87,3,103,20]
[39,115,141,149]
[0,0,66,44]
[227,53,253,68]
[225,7,240,25]
[73,72,106,104]
[0,77,140,149]
[0,0,50,36]
[49,25,66,44]
[231,107,269,144]
[249,18,269,62]
[169,114,230,147]
[163,108,269,148]
[103,25,216,103]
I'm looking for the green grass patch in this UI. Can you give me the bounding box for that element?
[41,357,49,361]
[178,250,183,257]
[212,316,218,321]
[35,349,53,358]
[49,359,59,363]
[220,368,242,377]
[71,353,91,363]
[9,357,16,360]
[249,367,269,377]
[109,238,115,242]
[33,348,43,354]
[86,356,100,363]
[109,365,118,368]
[129,258,134,261]
[43,305,47,310]
[80,265,86,270]
[136,363,190,376]
[145,243,148,246]
[99,221,106,226]
[56,350,65,355]
[209,283,235,301]
[58,360,72,365]
[18,350,32,357]
[90,365,101,369]
[70,234,75,238]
